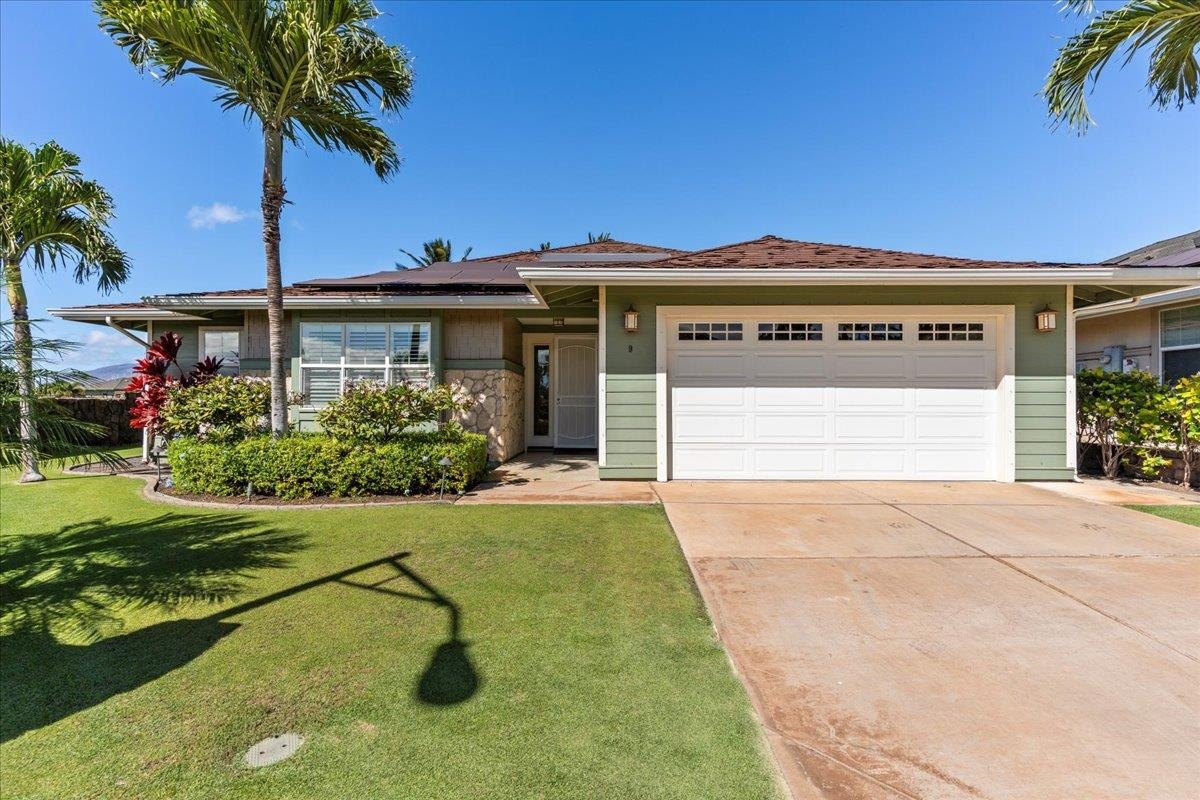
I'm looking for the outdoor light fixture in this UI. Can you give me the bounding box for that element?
[438,456,454,501]
[1035,305,1057,333]
[552,317,565,327]
[623,305,640,333]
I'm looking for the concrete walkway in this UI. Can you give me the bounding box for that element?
[459,451,657,504]
[1026,475,1198,506]
[658,481,1200,800]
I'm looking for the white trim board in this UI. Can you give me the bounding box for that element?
[598,286,607,467]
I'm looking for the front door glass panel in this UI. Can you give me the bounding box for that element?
[533,345,551,437]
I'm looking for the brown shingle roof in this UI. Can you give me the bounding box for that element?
[470,239,682,262]
[586,235,1095,270]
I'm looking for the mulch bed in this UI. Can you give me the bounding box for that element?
[67,456,161,476]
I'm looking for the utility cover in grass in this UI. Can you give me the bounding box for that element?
[244,733,304,767]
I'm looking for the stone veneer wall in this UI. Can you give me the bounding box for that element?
[445,367,524,462]
[52,396,139,445]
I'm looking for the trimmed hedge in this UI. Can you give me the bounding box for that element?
[167,431,489,500]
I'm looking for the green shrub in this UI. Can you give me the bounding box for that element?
[1077,368,1200,482]
[161,375,271,443]
[315,381,463,443]
[1131,373,1200,484]
[1076,368,1162,478]
[167,430,488,500]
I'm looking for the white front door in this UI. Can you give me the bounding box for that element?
[666,309,1008,480]
[524,333,599,449]
[554,336,598,448]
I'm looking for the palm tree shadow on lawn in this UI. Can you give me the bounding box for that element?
[1,515,478,743]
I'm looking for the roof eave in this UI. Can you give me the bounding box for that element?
[516,266,1200,286]
[142,293,545,310]
[47,307,210,323]
[1074,284,1200,319]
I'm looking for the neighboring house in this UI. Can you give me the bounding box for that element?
[50,236,1198,482]
[1075,230,1200,381]
[79,376,133,397]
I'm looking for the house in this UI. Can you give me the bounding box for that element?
[1075,230,1200,381]
[50,235,1199,482]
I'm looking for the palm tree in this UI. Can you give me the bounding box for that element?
[0,326,127,473]
[98,0,413,436]
[587,232,612,243]
[397,237,473,268]
[1044,0,1200,133]
[0,139,130,483]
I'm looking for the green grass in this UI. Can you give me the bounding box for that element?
[1126,504,1200,526]
[0,463,777,800]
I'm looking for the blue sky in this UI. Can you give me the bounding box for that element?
[2,0,1197,369]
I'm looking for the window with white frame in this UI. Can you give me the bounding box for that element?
[1161,306,1200,383]
[837,322,903,341]
[298,321,431,405]
[677,321,743,341]
[199,327,241,374]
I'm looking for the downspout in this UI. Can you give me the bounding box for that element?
[106,317,150,461]
[105,316,149,347]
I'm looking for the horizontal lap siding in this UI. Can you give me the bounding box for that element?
[1014,375,1071,476]
[604,374,656,477]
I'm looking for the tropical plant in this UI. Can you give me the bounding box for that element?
[1043,0,1200,133]
[587,232,612,243]
[1077,368,1163,477]
[314,379,463,443]
[98,0,414,437]
[0,139,130,483]
[126,332,222,442]
[0,323,125,472]
[161,374,271,443]
[397,237,473,268]
[1132,373,1200,484]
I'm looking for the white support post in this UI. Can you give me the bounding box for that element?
[598,285,607,467]
[1066,284,1078,475]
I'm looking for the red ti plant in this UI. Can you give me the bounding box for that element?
[126,332,222,440]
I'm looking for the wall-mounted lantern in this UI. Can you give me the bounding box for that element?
[623,305,640,333]
[1034,305,1057,333]
[551,317,565,327]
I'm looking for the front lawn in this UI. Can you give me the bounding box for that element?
[0,465,777,799]
[1126,504,1200,527]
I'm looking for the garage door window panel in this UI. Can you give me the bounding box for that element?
[678,321,742,342]
[837,322,903,341]
[918,322,985,342]
[758,322,823,341]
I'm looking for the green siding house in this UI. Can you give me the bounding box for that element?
[52,236,1198,482]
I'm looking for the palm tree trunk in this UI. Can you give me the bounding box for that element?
[262,127,288,437]
[3,257,45,482]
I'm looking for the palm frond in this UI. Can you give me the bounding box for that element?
[1044,0,1200,133]
[0,321,128,470]
[97,0,413,175]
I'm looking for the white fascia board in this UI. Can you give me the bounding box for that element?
[515,266,1200,286]
[47,307,209,322]
[143,294,545,310]
[1074,284,1200,319]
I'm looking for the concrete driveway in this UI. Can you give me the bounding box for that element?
[657,481,1200,800]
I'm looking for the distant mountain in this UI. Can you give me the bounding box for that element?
[83,363,134,381]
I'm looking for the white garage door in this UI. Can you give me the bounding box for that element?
[667,309,1006,480]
